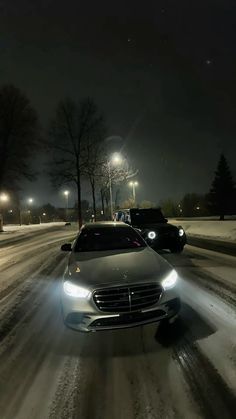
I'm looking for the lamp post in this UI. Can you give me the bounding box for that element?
[107,153,122,220]
[63,190,70,220]
[0,193,9,231]
[129,181,138,204]
[27,198,34,224]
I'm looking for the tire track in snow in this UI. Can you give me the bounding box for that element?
[173,337,236,419]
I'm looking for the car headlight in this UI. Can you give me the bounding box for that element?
[63,281,91,298]
[161,270,178,290]
[179,228,184,237]
[148,231,156,240]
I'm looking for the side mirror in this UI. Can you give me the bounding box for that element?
[61,243,72,252]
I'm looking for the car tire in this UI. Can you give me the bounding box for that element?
[161,312,179,326]
[170,245,184,253]
[155,316,184,346]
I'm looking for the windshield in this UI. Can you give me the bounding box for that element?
[130,209,166,225]
[74,227,146,252]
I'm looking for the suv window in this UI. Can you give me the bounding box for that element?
[130,209,165,225]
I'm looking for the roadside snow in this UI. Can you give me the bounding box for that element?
[170,219,236,242]
[0,222,66,241]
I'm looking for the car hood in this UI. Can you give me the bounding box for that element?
[66,247,172,289]
[134,223,178,232]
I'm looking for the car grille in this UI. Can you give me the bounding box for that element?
[162,230,176,237]
[93,283,162,313]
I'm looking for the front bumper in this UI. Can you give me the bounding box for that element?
[61,288,181,332]
[146,235,186,250]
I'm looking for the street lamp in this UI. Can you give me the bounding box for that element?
[63,190,70,220]
[108,153,123,220]
[0,193,9,203]
[112,153,122,165]
[27,198,34,224]
[0,193,10,232]
[129,181,138,203]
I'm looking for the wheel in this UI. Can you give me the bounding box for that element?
[155,316,184,346]
[170,245,184,253]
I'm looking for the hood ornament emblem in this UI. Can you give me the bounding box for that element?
[123,271,129,281]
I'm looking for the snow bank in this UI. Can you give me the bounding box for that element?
[170,219,236,242]
[0,222,66,241]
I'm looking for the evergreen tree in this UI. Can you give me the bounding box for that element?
[208,154,236,220]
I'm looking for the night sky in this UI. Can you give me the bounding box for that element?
[1,0,236,206]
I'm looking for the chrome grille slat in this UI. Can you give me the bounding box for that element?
[130,292,161,298]
[95,291,129,297]
[99,304,130,310]
[93,283,162,313]
[132,284,156,290]
[97,298,129,303]
[131,296,159,303]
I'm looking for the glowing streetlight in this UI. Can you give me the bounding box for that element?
[63,190,70,220]
[112,153,122,165]
[0,192,10,232]
[63,190,69,207]
[129,181,138,203]
[26,198,34,224]
[0,193,9,202]
[108,153,123,220]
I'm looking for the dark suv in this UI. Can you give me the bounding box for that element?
[115,208,186,253]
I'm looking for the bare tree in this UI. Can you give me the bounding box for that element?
[139,200,156,208]
[121,198,136,209]
[100,185,110,218]
[0,84,39,231]
[82,129,106,221]
[0,84,39,191]
[98,157,138,217]
[48,97,104,227]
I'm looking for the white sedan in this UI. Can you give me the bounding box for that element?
[60,222,181,332]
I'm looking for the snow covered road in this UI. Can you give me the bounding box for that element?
[0,226,235,419]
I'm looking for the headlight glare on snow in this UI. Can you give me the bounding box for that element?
[161,270,178,290]
[63,281,90,298]
[148,231,156,240]
[178,228,184,237]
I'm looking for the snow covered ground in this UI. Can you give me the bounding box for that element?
[171,219,236,242]
[0,222,78,242]
[1,222,65,233]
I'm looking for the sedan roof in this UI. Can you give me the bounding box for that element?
[83,222,130,229]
